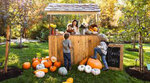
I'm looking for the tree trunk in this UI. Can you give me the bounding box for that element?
[19,28,23,48]
[133,33,136,49]
[139,31,144,71]
[4,25,10,73]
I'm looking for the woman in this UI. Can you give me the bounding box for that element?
[71,20,80,35]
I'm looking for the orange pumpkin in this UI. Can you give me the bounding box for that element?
[54,61,61,68]
[32,58,41,62]
[87,58,102,69]
[32,60,40,68]
[34,68,48,74]
[44,61,52,68]
[50,66,57,72]
[79,57,88,65]
[22,62,31,69]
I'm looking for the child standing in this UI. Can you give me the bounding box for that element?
[92,34,109,71]
[63,33,72,71]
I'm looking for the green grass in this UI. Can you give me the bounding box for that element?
[0,42,150,83]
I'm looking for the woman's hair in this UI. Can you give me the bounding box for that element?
[72,20,78,27]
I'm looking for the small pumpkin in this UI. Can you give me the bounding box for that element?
[91,68,101,75]
[34,68,48,74]
[36,64,45,70]
[78,65,85,71]
[32,60,40,68]
[50,66,57,72]
[45,56,50,60]
[79,57,88,65]
[87,58,102,69]
[22,62,31,69]
[66,77,73,83]
[32,58,39,62]
[54,61,61,68]
[35,71,45,78]
[85,65,92,73]
[44,61,52,68]
[41,60,47,64]
[51,56,57,63]
[58,67,68,76]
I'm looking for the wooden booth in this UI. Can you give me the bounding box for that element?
[45,3,123,70]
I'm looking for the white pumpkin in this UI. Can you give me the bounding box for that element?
[41,60,47,64]
[36,64,45,70]
[91,68,101,75]
[78,65,85,71]
[45,56,49,59]
[58,67,68,76]
[35,71,45,78]
[85,65,92,73]
[51,56,57,63]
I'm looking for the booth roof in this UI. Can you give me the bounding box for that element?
[45,3,100,15]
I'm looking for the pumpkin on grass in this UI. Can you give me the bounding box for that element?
[58,67,68,76]
[36,64,45,70]
[44,61,52,68]
[79,57,88,65]
[32,60,40,68]
[66,77,73,83]
[78,65,85,71]
[22,62,31,69]
[35,71,45,78]
[54,61,61,67]
[85,65,92,73]
[34,68,48,74]
[87,58,102,69]
[91,68,101,75]
[50,66,57,72]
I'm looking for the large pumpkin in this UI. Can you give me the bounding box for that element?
[36,64,45,70]
[54,61,61,68]
[79,58,88,65]
[32,60,40,68]
[87,58,102,69]
[58,67,68,76]
[44,61,52,68]
[22,62,31,69]
[50,66,57,72]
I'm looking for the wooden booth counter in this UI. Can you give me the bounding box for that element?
[49,35,124,70]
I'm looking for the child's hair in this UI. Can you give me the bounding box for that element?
[64,33,70,39]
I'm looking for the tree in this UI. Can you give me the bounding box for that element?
[119,0,150,71]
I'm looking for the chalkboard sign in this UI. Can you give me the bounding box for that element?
[106,47,120,67]
[106,44,123,70]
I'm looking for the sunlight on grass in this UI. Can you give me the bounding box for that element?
[8,53,19,65]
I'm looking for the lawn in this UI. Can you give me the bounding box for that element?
[0,42,150,83]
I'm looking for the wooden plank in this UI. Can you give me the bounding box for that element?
[47,11,100,15]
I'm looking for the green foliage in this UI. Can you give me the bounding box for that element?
[0,36,6,43]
